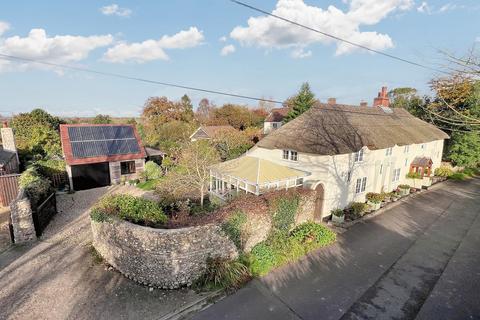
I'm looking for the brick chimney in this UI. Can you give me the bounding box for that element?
[327,98,336,105]
[1,122,19,162]
[373,86,390,107]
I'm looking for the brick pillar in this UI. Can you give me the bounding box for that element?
[10,189,37,243]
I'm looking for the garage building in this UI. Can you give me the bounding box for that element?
[60,124,146,191]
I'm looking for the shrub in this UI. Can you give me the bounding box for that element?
[349,202,368,218]
[398,184,410,189]
[434,166,453,177]
[221,210,248,250]
[366,192,384,203]
[92,194,167,227]
[406,172,422,179]
[33,159,66,180]
[449,172,469,181]
[197,256,252,290]
[271,194,300,232]
[19,167,53,209]
[331,208,344,217]
[250,242,279,276]
[462,167,479,177]
[290,222,336,250]
[142,161,163,180]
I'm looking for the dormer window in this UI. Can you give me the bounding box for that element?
[354,149,364,162]
[282,150,298,161]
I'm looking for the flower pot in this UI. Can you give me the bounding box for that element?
[399,188,410,196]
[332,214,345,223]
[368,201,381,210]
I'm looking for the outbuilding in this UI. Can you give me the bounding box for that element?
[60,124,146,191]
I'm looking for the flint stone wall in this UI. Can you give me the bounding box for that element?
[10,189,36,243]
[91,218,237,289]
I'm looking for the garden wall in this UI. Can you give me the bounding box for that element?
[91,219,237,289]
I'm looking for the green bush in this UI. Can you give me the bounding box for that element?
[331,208,344,217]
[197,256,252,290]
[271,195,299,232]
[92,194,167,227]
[406,172,422,179]
[434,166,453,177]
[33,159,66,179]
[19,167,53,208]
[366,192,384,203]
[462,167,480,177]
[349,202,368,218]
[290,222,336,250]
[449,172,469,181]
[250,222,336,276]
[142,161,163,180]
[398,184,410,189]
[221,210,248,250]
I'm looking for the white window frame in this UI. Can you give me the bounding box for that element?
[405,158,408,166]
[283,150,298,162]
[345,170,352,182]
[354,149,364,162]
[355,177,367,194]
[386,147,393,156]
[404,145,409,153]
[272,122,278,129]
[392,168,401,182]
[380,164,383,174]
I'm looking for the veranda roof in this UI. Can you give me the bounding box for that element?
[411,156,433,167]
[211,156,308,184]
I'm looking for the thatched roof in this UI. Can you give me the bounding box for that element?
[265,108,289,122]
[256,103,449,155]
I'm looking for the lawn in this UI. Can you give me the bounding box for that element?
[136,179,159,191]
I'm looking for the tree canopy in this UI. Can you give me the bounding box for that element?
[283,82,317,123]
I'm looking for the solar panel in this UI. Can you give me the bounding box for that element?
[68,126,140,159]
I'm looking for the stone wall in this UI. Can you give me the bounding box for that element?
[91,218,237,289]
[109,159,145,185]
[10,189,36,243]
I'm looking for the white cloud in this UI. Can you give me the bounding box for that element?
[417,2,431,14]
[230,0,413,57]
[100,4,132,17]
[103,27,204,63]
[0,21,10,36]
[219,36,227,42]
[220,44,236,56]
[439,3,457,12]
[0,27,113,72]
[291,47,311,59]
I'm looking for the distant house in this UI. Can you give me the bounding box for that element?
[190,125,235,141]
[60,124,146,191]
[0,122,19,175]
[210,87,449,219]
[263,108,289,134]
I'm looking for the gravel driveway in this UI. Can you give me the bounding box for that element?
[0,186,207,320]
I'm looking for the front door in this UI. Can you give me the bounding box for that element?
[314,184,325,221]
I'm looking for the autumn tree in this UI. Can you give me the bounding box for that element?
[157,141,220,207]
[91,114,112,124]
[196,98,215,124]
[283,82,317,123]
[212,128,254,160]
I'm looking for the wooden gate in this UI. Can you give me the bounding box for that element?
[0,174,20,207]
[32,193,57,236]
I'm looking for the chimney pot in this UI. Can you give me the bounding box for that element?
[373,86,390,107]
[2,121,8,128]
[327,98,336,105]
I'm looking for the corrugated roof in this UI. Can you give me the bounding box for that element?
[265,108,289,122]
[60,124,145,166]
[257,103,449,155]
[211,156,308,184]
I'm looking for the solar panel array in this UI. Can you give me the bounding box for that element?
[68,126,141,159]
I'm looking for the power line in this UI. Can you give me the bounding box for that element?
[0,53,283,105]
[230,0,448,75]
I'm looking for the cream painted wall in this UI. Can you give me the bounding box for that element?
[247,139,445,217]
[263,121,283,134]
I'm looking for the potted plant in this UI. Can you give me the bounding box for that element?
[382,192,393,203]
[331,208,345,223]
[366,192,383,210]
[398,184,411,196]
[349,202,368,219]
[391,190,400,201]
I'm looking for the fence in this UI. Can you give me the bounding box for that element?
[51,172,68,189]
[0,174,20,207]
[32,192,57,237]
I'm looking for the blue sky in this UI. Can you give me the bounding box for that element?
[0,0,478,117]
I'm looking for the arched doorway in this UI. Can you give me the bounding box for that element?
[314,183,325,221]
